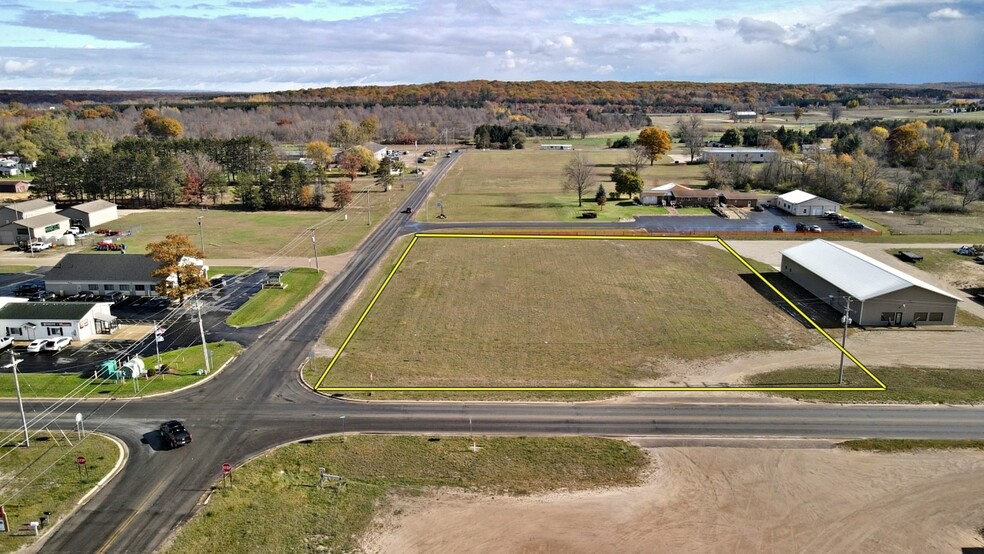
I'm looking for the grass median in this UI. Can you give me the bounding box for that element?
[0,433,120,552]
[164,435,647,554]
[746,366,984,404]
[839,439,984,452]
[226,268,322,327]
[0,341,241,399]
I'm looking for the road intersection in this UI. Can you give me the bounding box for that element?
[0,154,981,552]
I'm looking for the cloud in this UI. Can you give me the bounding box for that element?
[3,59,36,73]
[650,28,685,44]
[733,17,786,44]
[595,64,614,74]
[928,8,963,20]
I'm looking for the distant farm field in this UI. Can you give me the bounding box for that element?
[318,237,819,390]
[429,149,707,222]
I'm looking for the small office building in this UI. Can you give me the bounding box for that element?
[0,302,116,341]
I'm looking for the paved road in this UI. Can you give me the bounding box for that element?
[0,152,980,552]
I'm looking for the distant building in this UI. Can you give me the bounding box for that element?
[540,144,573,150]
[734,111,757,121]
[0,181,30,194]
[0,301,116,341]
[774,190,840,217]
[44,253,163,297]
[0,212,70,245]
[0,199,56,226]
[58,199,118,230]
[701,148,778,164]
[363,142,388,161]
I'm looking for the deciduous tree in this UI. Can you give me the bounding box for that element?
[147,234,208,302]
[562,153,594,207]
[332,181,353,209]
[636,127,671,165]
[675,114,706,162]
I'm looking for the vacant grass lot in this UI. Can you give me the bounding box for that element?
[164,435,647,554]
[0,433,119,552]
[746,366,984,403]
[0,341,241,398]
[318,238,818,390]
[227,268,322,327]
[431,149,707,222]
[89,185,417,259]
[0,265,39,274]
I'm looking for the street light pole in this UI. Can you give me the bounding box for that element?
[8,350,29,447]
[196,298,211,374]
[311,234,320,272]
[197,216,205,255]
[366,188,371,226]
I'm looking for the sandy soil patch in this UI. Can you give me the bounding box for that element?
[363,446,984,553]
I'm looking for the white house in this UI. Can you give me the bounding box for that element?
[363,142,388,161]
[774,189,840,217]
[640,183,678,205]
[780,240,960,326]
[0,301,116,341]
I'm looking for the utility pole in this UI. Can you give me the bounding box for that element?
[8,350,29,447]
[197,216,206,255]
[311,234,320,272]
[366,188,371,226]
[196,298,211,374]
[153,319,162,368]
[829,294,852,385]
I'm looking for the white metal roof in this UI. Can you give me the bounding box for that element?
[781,240,961,302]
[645,183,677,192]
[776,189,817,205]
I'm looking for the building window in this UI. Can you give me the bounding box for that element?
[880,312,895,322]
[6,327,21,336]
[929,312,944,322]
[914,312,928,322]
[46,327,64,337]
[120,284,131,291]
[104,284,115,291]
[88,284,99,291]
[135,284,146,291]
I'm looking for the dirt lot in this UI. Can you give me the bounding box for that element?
[363,445,984,553]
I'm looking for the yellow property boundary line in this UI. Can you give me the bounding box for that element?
[314,233,887,392]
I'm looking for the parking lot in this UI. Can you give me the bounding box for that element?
[3,269,271,375]
[636,207,872,234]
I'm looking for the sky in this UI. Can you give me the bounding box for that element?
[0,0,981,92]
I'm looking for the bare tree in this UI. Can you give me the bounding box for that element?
[960,178,982,208]
[625,146,648,173]
[675,114,707,162]
[562,153,594,207]
[829,103,844,122]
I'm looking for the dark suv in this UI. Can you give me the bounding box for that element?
[160,420,192,448]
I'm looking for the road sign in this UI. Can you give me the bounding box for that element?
[222,462,232,474]
[76,456,86,465]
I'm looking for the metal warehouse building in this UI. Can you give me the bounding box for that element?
[780,240,960,326]
[58,199,118,230]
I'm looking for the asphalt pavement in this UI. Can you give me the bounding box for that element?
[0,152,977,553]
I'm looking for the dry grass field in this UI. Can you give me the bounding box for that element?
[319,237,819,389]
[431,149,707,222]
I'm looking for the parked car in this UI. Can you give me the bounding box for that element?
[795,222,808,232]
[751,205,764,212]
[0,336,12,351]
[954,245,982,256]
[25,339,47,353]
[14,283,43,296]
[43,336,71,352]
[109,291,125,303]
[160,420,192,449]
[841,221,864,229]
[808,224,822,233]
[772,225,784,232]
[28,241,50,252]
[897,251,924,263]
[28,291,56,301]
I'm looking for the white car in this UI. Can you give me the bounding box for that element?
[28,241,50,252]
[0,336,12,351]
[26,339,47,353]
[43,337,71,352]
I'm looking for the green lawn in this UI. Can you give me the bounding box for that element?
[430,149,707,222]
[0,265,39,274]
[0,342,241,398]
[0,434,120,552]
[676,207,713,215]
[227,268,322,327]
[73,184,418,260]
[313,237,819,397]
[164,436,647,554]
[746,366,984,403]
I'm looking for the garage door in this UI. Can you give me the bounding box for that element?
[810,206,823,216]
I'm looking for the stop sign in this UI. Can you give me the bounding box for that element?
[222,462,232,474]
[76,456,86,465]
